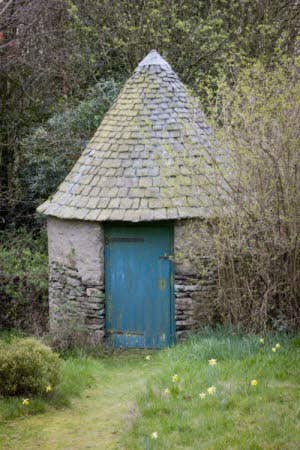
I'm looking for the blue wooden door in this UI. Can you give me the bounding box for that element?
[105,222,175,348]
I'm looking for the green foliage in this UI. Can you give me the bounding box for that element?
[20,79,121,210]
[0,338,99,420]
[0,330,298,447]
[1,1,299,335]
[122,331,300,449]
[183,57,300,332]
[65,0,300,104]
[1,0,299,227]
[0,230,48,333]
[0,338,61,396]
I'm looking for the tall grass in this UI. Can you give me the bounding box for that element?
[123,330,300,449]
[0,355,101,420]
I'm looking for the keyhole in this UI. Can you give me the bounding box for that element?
[159,279,166,291]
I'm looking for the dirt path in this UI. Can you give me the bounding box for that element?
[2,359,157,450]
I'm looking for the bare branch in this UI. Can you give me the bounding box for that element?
[0,0,14,17]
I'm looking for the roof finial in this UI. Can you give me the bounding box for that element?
[137,49,172,71]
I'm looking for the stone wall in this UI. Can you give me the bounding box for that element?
[47,217,217,343]
[47,217,105,342]
[174,219,217,337]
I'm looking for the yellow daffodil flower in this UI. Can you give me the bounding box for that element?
[46,385,52,392]
[22,398,29,406]
[172,374,180,383]
[275,343,281,349]
[251,379,258,386]
[207,386,216,395]
[259,338,264,344]
[272,347,277,352]
[199,392,206,399]
[145,355,151,360]
[208,358,217,366]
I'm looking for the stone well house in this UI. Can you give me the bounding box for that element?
[38,50,220,348]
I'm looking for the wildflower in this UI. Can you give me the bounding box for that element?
[199,392,206,399]
[145,355,151,361]
[46,385,52,393]
[207,386,216,395]
[275,343,281,349]
[259,338,264,344]
[272,347,277,352]
[164,388,170,395]
[251,379,258,387]
[208,358,217,366]
[172,374,180,383]
[22,399,29,406]
[151,431,158,439]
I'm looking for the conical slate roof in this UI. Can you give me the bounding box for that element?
[38,50,218,222]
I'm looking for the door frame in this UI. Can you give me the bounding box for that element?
[104,221,176,347]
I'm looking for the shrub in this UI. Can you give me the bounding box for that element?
[174,57,300,332]
[0,230,48,334]
[20,78,121,214]
[0,338,61,396]
[205,58,300,332]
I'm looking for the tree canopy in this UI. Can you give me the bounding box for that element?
[0,0,299,227]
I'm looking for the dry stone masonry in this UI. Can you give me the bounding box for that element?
[47,218,106,341]
[49,262,105,339]
[174,220,217,336]
[38,50,222,344]
[47,217,217,340]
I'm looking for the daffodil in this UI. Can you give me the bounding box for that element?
[251,379,258,386]
[199,392,206,399]
[208,358,217,366]
[164,387,170,395]
[46,385,52,392]
[259,338,264,344]
[207,386,216,395]
[272,347,277,352]
[145,355,151,361]
[151,431,158,439]
[172,374,180,383]
[275,343,281,349]
[22,398,29,406]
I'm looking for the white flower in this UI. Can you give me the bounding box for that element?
[172,374,180,383]
[207,386,216,395]
[151,431,158,439]
[208,358,217,366]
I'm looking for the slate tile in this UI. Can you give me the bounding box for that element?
[37,50,218,222]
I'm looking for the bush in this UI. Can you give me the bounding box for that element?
[206,57,300,331]
[20,78,121,215]
[0,338,61,396]
[0,229,48,333]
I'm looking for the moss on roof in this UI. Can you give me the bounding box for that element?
[38,50,218,222]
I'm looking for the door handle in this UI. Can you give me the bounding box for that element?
[159,254,174,260]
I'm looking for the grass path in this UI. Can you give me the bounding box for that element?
[1,334,299,449]
[1,356,158,450]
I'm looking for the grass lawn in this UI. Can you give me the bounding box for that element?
[122,330,300,449]
[0,343,159,449]
[0,330,299,449]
